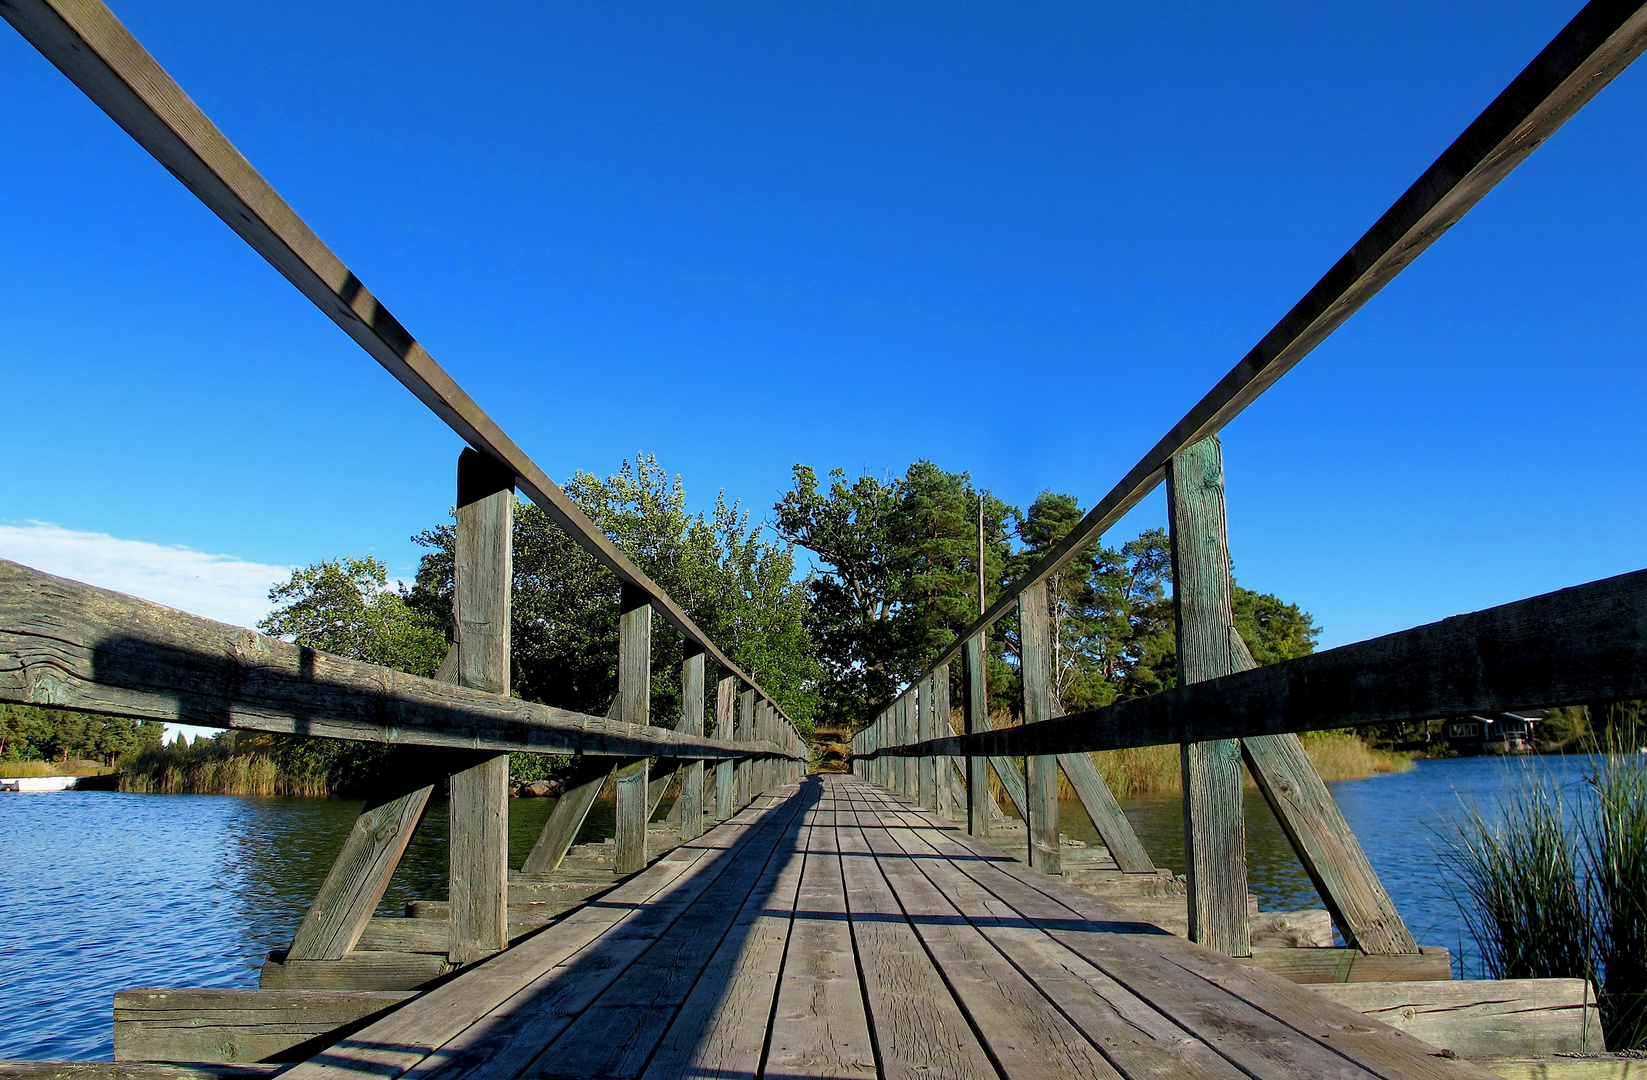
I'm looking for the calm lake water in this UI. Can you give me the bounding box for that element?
[0,756,1602,1060]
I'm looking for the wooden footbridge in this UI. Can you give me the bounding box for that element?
[4,0,1647,1076]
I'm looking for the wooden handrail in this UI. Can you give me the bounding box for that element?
[868,565,1647,760]
[0,560,799,760]
[872,0,1647,712]
[0,0,800,738]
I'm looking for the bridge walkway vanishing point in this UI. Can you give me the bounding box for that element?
[4,0,1647,1075]
[267,774,1490,1080]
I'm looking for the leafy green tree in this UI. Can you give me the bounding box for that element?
[0,703,163,764]
[260,556,446,676]
[774,461,1016,727]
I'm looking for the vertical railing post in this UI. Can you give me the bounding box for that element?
[963,634,990,837]
[895,696,910,799]
[613,583,653,876]
[915,682,932,809]
[1020,579,1060,874]
[715,675,736,820]
[679,643,706,842]
[1168,436,1250,956]
[448,449,514,965]
[934,664,952,819]
[738,688,756,807]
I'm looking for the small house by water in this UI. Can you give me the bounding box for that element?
[1443,710,1544,755]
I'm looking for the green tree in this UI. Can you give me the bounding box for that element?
[774,461,1016,727]
[259,556,446,676]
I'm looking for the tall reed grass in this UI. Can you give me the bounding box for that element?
[119,741,329,796]
[1446,748,1647,1050]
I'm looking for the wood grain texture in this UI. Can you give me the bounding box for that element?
[826,0,1647,711]
[0,561,783,760]
[737,689,756,809]
[1168,438,1249,957]
[519,757,618,878]
[1021,580,1061,875]
[257,953,447,992]
[279,800,781,1080]
[447,453,513,965]
[678,649,705,841]
[287,771,434,961]
[764,808,877,1079]
[113,989,415,1065]
[1056,751,1155,875]
[614,586,653,877]
[933,665,953,819]
[1241,946,1452,984]
[1311,978,1604,1057]
[715,676,736,821]
[834,809,997,1079]
[963,635,993,837]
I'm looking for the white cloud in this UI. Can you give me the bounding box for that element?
[0,521,292,628]
[0,523,296,745]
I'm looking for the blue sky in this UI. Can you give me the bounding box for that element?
[1,0,1644,649]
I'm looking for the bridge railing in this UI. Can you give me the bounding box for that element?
[0,0,805,970]
[854,0,1647,959]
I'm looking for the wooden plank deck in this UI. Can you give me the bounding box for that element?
[284,776,1495,1080]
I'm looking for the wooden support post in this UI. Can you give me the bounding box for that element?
[286,759,436,961]
[1057,750,1156,873]
[896,696,911,799]
[447,449,513,965]
[1020,579,1060,874]
[714,676,736,819]
[934,664,952,819]
[915,682,932,809]
[679,646,706,841]
[613,583,652,877]
[737,689,756,807]
[963,635,991,837]
[1168,436,1250,956]
[521,756,616,877]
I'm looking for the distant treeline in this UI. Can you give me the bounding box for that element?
[0,703,164,765]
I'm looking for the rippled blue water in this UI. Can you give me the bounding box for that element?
[0,757,1605,1061]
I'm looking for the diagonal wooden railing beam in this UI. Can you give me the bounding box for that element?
[0,561,797,760]
[873,566,1647,759]
[872,0,1647,703]
[0,0,799,734]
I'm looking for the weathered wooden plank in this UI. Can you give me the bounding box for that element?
[447,456,514,967]
[883,782,1493,1080]
[679,648,706,842]
[257,952,448,992]
[833,802,997,1080]
[0,561,782,760]
[737,689,756,808]
[411,793,808,1080]
[1242,725,1418,954]
[870,793,1247,1080]
[614,585,653,877]
[1021,580,1060,875]
[764,802,877,1079]
[963,634,992,837]
[823,0,1647,712]
[933,665,952,819]
[894,562,1647,762]
[1313,978,1604,1057]
[519,757,619,878]
[278,799,780,1080]
[286,766,435,961]
[1168,437,1249,957]
[113,988,415,1065]
[715,676,736,820]
[545,784,811,1079]
[1056,751,1155,875]
[853,798,1123,1079]
[1241,946,1454,984]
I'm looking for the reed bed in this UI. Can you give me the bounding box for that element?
[119,743,329,796]
[1446,748,1647,1050]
